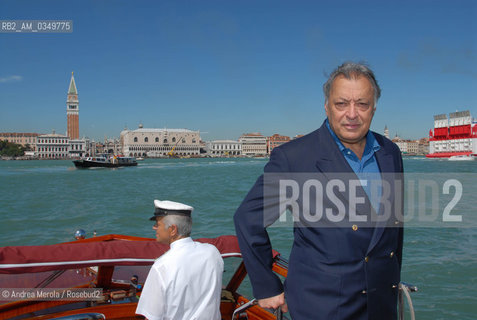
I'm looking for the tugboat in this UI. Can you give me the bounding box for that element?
[73,154,138,168]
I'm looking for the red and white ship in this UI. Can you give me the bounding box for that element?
[426,110,477,158]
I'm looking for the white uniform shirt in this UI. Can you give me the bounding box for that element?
[136,237,224,320]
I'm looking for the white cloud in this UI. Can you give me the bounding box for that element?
[0,75,23,83]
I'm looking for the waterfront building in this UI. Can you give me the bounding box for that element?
[407,140,419,154]
[69,139,87,158]
[208,140,242,156]
[0,132,40,150]
[239,133,267,157]
[199,140,207,154]
[267,134,290,154]
[392,136,429,156]
[120,125,201,157]
[392,137,408,154]
[36,131,70,159]
[66,72,79,140]
[99,138,122,155]
[427,110,477,158]
[418,138,429,155]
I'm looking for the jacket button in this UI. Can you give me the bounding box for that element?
[390,251,394,258]
[364,256,369,263]
[352,224,358,231]
[392,284,397,289]
[361,290,367,294]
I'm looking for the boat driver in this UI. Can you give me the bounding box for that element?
[136,200,224,320]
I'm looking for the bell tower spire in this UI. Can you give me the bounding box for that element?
[67,71,79,139]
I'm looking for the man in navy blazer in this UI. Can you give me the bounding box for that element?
[234,62,404,320]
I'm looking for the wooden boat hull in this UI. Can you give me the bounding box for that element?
[0,234,282,320]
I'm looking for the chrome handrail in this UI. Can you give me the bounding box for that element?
[232,298,257,319]
[232,298,290,320]
[399,282,418,320]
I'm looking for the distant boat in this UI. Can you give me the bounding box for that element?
[73,155,138,168]
[448,154,475,161]
[136,157,145,161]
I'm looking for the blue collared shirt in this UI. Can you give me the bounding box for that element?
[326,119,382,213]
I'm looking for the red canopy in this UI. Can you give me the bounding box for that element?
[0,235,241,274]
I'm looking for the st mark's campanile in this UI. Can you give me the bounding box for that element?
[67,72,79,140]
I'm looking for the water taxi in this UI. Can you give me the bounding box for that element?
[73,155,138,168]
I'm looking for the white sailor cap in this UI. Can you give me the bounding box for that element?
[149,200,194,220]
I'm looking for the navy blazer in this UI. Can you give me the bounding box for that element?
[234,121,404,320]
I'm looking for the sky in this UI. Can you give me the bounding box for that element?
[0,0,476,142]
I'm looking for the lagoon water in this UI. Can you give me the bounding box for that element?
[0,157,476,319]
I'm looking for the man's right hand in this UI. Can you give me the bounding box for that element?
[258,292,288,313]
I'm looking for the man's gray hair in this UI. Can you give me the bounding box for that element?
[163,215,192,237]
[323,61,381,105]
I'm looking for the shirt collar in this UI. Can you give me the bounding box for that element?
[170,237,193,249]
[364,128,381,155]
[325,118,380,156]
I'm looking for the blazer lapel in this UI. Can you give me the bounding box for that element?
[366,145,397,254]
[314,123,354,177]
[311,124,398,252]
[313,124,356,208]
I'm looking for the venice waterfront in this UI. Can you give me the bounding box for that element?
[0,157,476,319]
